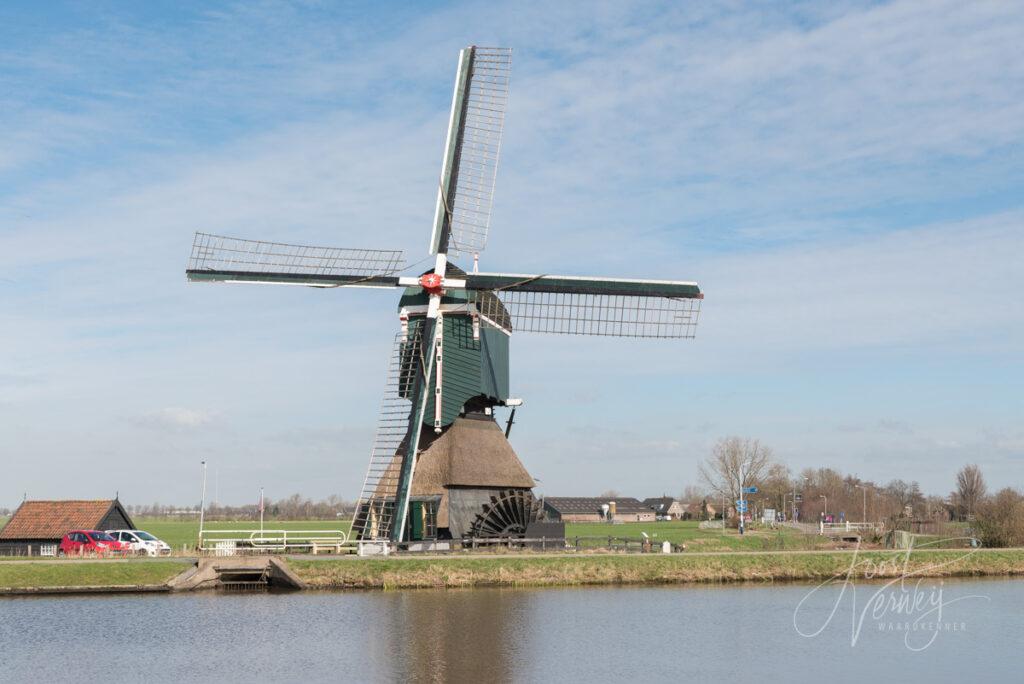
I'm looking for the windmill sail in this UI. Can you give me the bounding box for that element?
[429,47,512,258]
[465,272,702,339]
[187,233,404,286]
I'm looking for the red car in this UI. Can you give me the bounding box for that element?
[58,530,130,557]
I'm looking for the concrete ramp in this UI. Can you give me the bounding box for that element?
[168,556,306,592]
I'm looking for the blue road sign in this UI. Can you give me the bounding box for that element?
[735,501,748,511]
[743,486,759,494]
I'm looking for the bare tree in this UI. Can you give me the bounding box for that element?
[975,487,1024,547]
[956,464,987,520]
[699,437,774,513]
[679,484,706,504]
[599,489,621,499]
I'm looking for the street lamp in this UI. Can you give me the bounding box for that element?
[819,494,828,520]
[198,461,208,551]
[855,484,868,522]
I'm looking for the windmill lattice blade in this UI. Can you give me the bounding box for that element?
[473,290,701,339]
[351,329,424,542]
[188,233,404,278]
[436,47,512,257]
[464,272,701,299]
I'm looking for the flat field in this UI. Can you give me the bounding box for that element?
[132,518,829,552]
[563,520,833,552]
[134,518,353,551]
[0,516,831,553]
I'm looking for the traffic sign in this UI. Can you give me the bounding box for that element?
[735,501,748,512]
[743,486,758,494]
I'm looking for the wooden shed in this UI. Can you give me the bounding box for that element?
[0,499,135,556]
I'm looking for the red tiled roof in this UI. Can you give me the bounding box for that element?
[0,500,120,540]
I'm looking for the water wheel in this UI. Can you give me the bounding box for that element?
[468,489,543,538]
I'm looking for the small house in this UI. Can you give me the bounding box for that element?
[0,499,136,556]
[641,497,686,520]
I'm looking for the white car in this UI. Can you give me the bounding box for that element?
[106,530,172,556]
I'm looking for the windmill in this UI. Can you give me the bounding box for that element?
[185,46,702,544]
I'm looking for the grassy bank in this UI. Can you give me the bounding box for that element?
[0,560,188,590]
[3,550,1021,593]
[289,549,1024,590]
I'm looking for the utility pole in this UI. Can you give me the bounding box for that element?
[856,484,867,522]
[737,462,753,536]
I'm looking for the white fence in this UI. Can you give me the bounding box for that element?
[819,521,883,535]
[198,529,349,555]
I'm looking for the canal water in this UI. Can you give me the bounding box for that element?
[1,578,1019,682]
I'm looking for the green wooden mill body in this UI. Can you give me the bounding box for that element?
[398,282,510,428]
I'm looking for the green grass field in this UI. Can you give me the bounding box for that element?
[1,516,827,554]
[132,518,353,551]
[564,519,831,552]
[127,518,825,553]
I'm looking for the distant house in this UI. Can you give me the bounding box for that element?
[0,499,135,557]
[543,497,656,523]
[641,497,686,520]
[690,501,717,520]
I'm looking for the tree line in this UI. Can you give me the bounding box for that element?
[125,494,355,521]
[686,436,1022,547]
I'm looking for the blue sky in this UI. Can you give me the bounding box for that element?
[1,1,1022,507]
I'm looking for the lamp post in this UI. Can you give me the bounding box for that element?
[855,484,867,522]
[198,461,208,551]
[820,494,828,521]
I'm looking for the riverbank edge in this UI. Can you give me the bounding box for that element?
[291,549,1024,590]
[0,584,171,596]
[3,550,1023,595]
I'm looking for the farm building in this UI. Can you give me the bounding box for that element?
[543,497,656,523]
[641,497,686,519]
[0,499,135,556]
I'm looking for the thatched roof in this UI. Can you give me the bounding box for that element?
[371,416,535,528]
[412,416,534,493]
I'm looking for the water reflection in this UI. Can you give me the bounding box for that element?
[0,579,1018,682]
[371,589,528,682]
